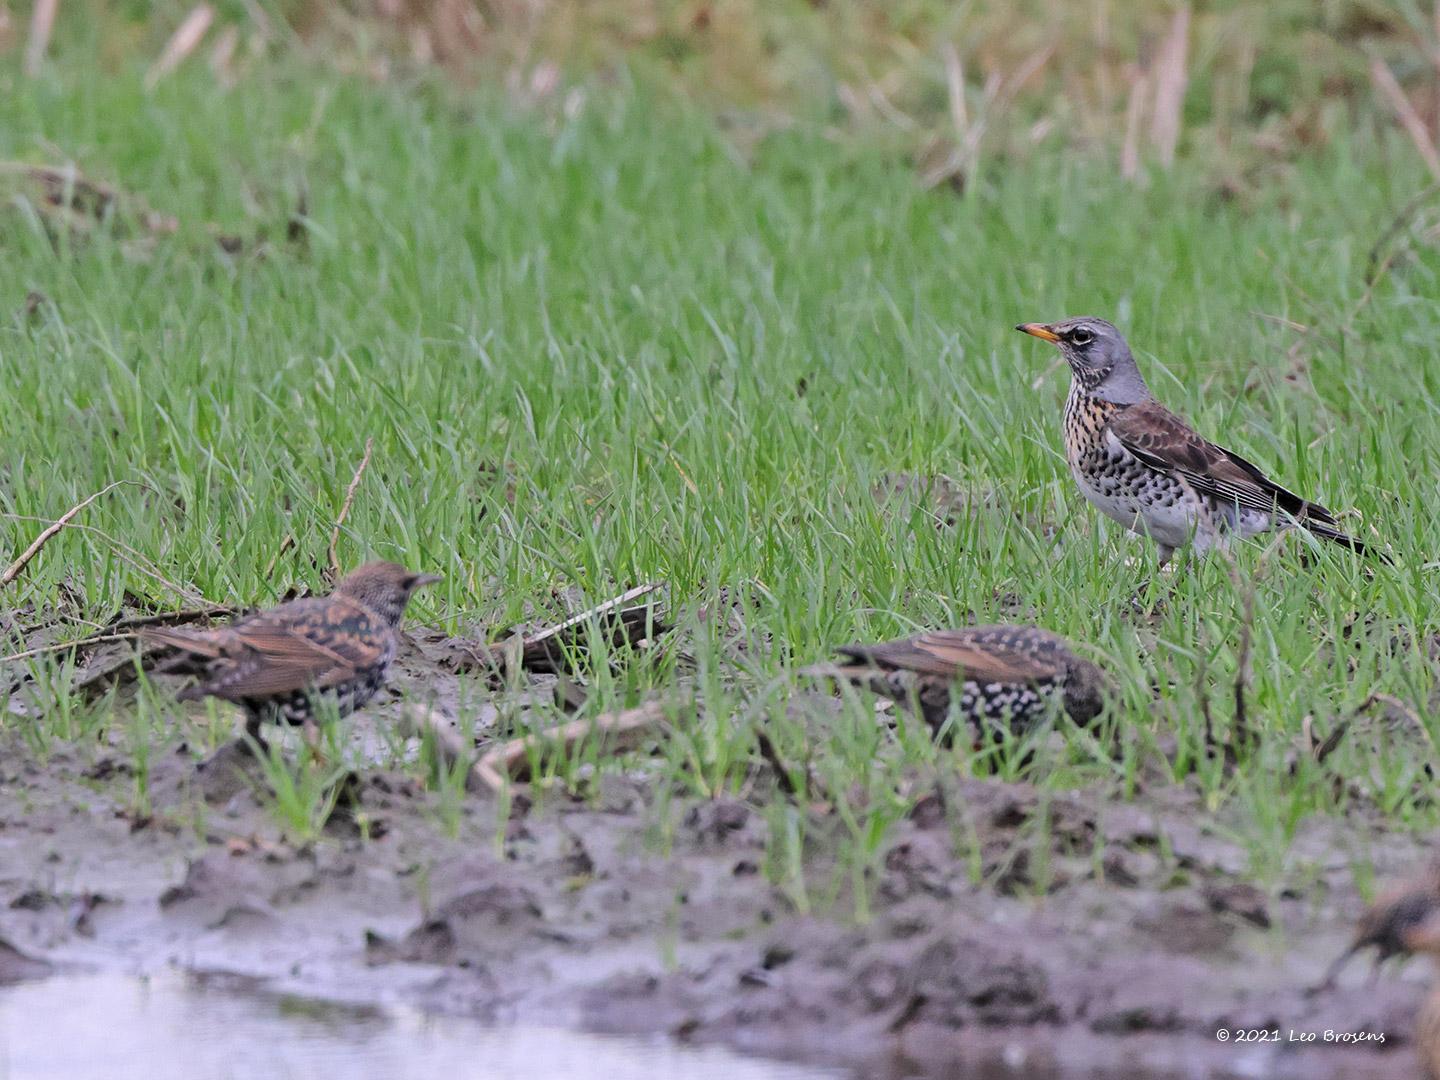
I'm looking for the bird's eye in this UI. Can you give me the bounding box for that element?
[1069,328,1094,346]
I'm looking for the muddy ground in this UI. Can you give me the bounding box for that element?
[0,618,1434,1079]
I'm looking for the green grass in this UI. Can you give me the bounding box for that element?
[2,52,1439,901]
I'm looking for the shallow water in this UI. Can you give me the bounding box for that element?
[0,973,850,1080]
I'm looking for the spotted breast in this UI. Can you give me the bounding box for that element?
[1062,384,1207,553]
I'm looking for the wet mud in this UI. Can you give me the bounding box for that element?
[0,620,1433,1079]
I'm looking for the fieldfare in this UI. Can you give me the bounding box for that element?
[145,561,439,746]
[805,624,1109,739]
[1016,318,1384,566]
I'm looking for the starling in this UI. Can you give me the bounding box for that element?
[1016,318,1386,566]
[804,625,1109,739]
[145,561,440,745]
[1420,987,1440,1080]
[1319,866,1440,1076]
[1320,866,1440,989]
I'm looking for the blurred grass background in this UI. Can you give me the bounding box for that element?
[13,0,1440,190]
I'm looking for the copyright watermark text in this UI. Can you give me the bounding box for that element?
[1216,1028,1386,1045]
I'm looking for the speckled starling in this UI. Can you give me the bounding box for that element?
[1420,989,1440,1079]
[1016,318,1385,566]
[805,624,1109,739]
[145,561,439,744]
[1322,867,1440,988]
[1323,867,1440,1075]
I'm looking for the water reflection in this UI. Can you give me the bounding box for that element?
[0,973,849,1080]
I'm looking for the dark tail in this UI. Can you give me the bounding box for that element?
[1303,520,1392,565]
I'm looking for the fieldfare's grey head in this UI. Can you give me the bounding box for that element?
[1016,317,1150,404]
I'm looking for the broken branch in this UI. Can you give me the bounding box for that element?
[473,699,669,793]
[1,481,129,588]
[521,582,663,651]
[328,438,374,580]
[1,632,138,666]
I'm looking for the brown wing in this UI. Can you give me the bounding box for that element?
[1109,400,1336,524]
[836,627,1066,686]
[146,597,389,702]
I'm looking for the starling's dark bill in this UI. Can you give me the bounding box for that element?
[145,561,439,744]
[804,624,1109,739]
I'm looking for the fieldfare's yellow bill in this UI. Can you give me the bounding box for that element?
[1015,323,1060,342]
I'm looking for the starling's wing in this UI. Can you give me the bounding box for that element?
[836,628,1065,686]
[1108,400,1337,524]
[155,598,388,702]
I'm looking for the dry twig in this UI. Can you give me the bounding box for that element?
[1232,568,1257,753]
[1300,714,1350,766]
[1354,691,1438,760]
[398,705,484,790]
[1364,179,1440,287]
[1,481,129,588]
[452,582,668,679]
[328,438,374,580]
[264,534,296,579]
[520,582,663,654]
[1,633,137,666]
[754,728,802,798]
[0,513,204,604]
[473,699,669,792]
[208,24,240,87]
[104,605,234,632]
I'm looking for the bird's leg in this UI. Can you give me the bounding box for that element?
[1127,544,1178,613]
[244,714,271,758]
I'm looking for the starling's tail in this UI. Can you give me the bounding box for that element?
[140,626,225,682]
[1302,520,1393,565]
[141,626,224,657]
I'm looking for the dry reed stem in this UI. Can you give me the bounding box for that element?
[24,0,56,77]
[146,5,216,88]
[1371,55,1440,181]
[1149,6,1190,168]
